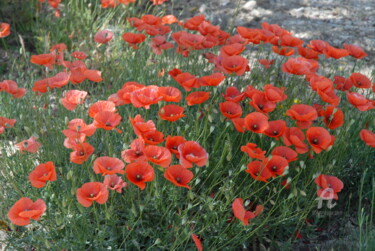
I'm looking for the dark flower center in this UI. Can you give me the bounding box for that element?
[176,177,181,183]
[272,166,277,171]
[105,122,111,127]
[136,174,142,181]
[258,104,264,110]
[312,138,319,144]
[253,124,258,130]
[79,151,85,156]
[273,130,278,135]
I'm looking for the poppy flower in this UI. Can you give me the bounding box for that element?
[76,182,109,207]
[246,160,272,182]
[178,32,206,49]
[0,23,11,38]
[93,156,125,175]
[142,130,164,145]
[89,101,117,118]
[158,104,186,122]
[47,72,71,89]
[144,145,172,168]
[264,84,287,103]
[343,43,367,59]
[29,161,57,188]
[306,127,334,154]
[178,141,208,168]
[71,51,87,60]
[8,198,46,226]
[308,40,329,54]
[32,79,49,94]
[263,120,286,139]
[166,135,186,157]
[185,91,210,106]
[249,92,276,113]
[222,86,245,102]
[60,90,87,111]
[237,27,266,44]
[84,69,103,82]
[297,46,320,60]
[103,174,127,193]
[0,80,26,98]
[125,161,155,190]
[321,106,344,130]
[161,15,179,25]
[232,118,247,133]
[217,55,249,76]
[315,174,344,200]
[164,165,193,189]
[117,81,145,104]
[346,92,374,111]
[94,30,114,44]
[359,129,375,148]
[70,142,95,164]
[240,143,266,160]
[173,72,200,92]
[219,101,242,119]
[16,137,42,153]
[191,234,203,251]
[323,45,349,59]
[129,115,156,138]
[150,35,174,55]
[282,127,309,154]
[121,138,147,163]
[30,52,56,69]
[199,73,225,87]
[286,104,318,129]
[348,73,372,89]
[158,86,182,102]
[220,43,246,57]
[308,75,334,93]
[280,34,304,47]
[272,46,295,56]
[93,111,122,133]
[62,119,96,139]
[232,198,256,226]
[122,32,146,49]
[263,156,288,177]
[271,146,298,162]
[258,59,275,69]
[282,57,318,75]
[0,117,16,134]
[244,112,269,133]
[130,85,163,109]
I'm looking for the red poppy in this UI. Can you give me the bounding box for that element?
[144,145,172,168]
[244,112,269,133]
[263,120,286,139]
[232,118,247,133]
[161,15,179,25]
[321,106,344,130]
[164,165,194,189]
[222,86,245,102]
[94,30,114,44]
[0,80,26,98]
[129,115,156,138]
[71,51,87,60]
[271,146,298,162]
[122,32,146,49]
[323,45,349,59]
[308,40,329,54]
[130,85,162,109]
[308,75,334,93]
[16,136,42,153]
[178,141,208,168]
[297,46,320,60]
[84,69,103,83]
[158,86,182,102]
[237,27,266,44]
[258,59,275,69]
[62,119,96,139]
[359,129,375,148]
[142,130,164,145]
[240,143,266,160]
[272,46,295,56]
[93,111,122,133]
[173,72,199,92]
[264,84,287,103]
[0,23,11,38]
[315,174,344,200]
[0,117,16,134]
[158,104,186,122]
[346,92,374,111]
[232,198,256,226]
[191,234,203,251]
[89,101,117,118]
[121,138,147,163]
[306,127,334,154]
[282,127,309,154]
[249,92,276,113]
[286,104,318,129]
[70,142,95,164]
[199,73,225,87]
[282,57,319,75]
[185,91,210,106]
[219,101,242,119]
[246,160,272,182]
[166,135,186,157]
[184,15,205,30]
[348,73,372,89]
[263,156,288,177]
[343,43,367,59]
[93,156,125,175]
[29,161,57,188]
[220,43,246,57]
[125,161,155,190]
[103,174,127,193]
[60,90,87,111]
[76,182,109,207]
[150,35,174,55]
[216,55,249,76]
[117,81,145,104]
[8,198,46,226]
[48,72,71,89]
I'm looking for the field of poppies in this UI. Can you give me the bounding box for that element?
[0,0,374,250]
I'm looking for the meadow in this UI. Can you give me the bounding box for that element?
[0,0,374,250]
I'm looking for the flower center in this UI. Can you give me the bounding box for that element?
[312,138,319,144]
[252,124,258,130]
[136,174,142,181]
[176,177,181,183]
[273,130,278,135]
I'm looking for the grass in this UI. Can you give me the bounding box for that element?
[0,0,374,250]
